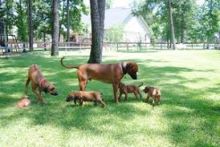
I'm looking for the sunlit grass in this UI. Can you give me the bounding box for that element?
[0,50,220,146]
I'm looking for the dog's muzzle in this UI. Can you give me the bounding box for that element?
[130,73,137,80]
[51,92,58,96]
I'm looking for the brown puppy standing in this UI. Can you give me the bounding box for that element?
[61,57,138,103]
[25,64,58,103]
[66,91,106,107]
[118,82,143,101]
[143,86,161,106]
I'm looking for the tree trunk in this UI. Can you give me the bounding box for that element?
[180,12,184,43]
[43,32,46,51]
[51,0,59,56]
[98,0,106,58]
[168,0,176,49]
[66,0,70,42]
[27,0,33,51]
[88,0,106,63]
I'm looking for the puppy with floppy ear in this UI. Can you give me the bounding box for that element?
[66,91,106,107]
[118,82,143,101]
[143,86,161,107]
[61,57,138,103]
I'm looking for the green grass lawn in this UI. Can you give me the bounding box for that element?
[0,50,220,146]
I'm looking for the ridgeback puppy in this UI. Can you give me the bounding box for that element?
[118,82,143,101]
[66,91,106,107]
[143,86,161,106]
[60,57,138,103]
[25,64,58,103]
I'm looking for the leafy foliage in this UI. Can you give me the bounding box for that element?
[133,0,220,43]
[105,25,124,42]
[15,0,28,42]
[0,0,87,42]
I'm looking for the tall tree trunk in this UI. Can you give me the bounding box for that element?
[88,0,106,63]
[180,12,184,43]
[51,0,59,56]
[27,0,33,51]
[166,24,170,49]
[168,0,176,49]
[66,0,70,42]
[43,32,46,51]
[98,0,105,58]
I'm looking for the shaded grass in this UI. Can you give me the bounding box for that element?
[0,50,220,146]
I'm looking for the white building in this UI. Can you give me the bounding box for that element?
[82,8,152,43]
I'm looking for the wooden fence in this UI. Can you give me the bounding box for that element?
[1,41,220,56]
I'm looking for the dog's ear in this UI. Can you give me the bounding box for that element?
[66,95,74,102]
[126,62,138,72]
[143,87,149,92]
[125,62,138,79]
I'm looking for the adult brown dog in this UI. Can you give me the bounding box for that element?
[61,57,138,103]
[25,64,58,103]
[66,91,106,107]
[118,82,143,101]
[143,86,161,106]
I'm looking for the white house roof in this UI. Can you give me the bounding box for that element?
[82,7,150,31]
[104,8,132,29]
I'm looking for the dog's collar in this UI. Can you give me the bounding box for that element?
[121,62,127,74]
[39,78,48,90]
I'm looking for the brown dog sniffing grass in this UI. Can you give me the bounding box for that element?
[61,57,138,103]
[118,82,143,101]
[66,91,106,107]
[25,64,58,104]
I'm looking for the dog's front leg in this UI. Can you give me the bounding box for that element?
[38,90,47,104]
[99,100,106,108]
[25,77,30,94]
[79,80,87,91]
[74,97,77,105]
[32,89,44,103]
[79,99,83,106]
[145,95,150,102]
[32,84,45,104]
[113,83,119,103]
[125,92,128,100]
[139,91,142,99]
[118,92,122,102]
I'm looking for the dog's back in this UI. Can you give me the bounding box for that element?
[79,91,101,101]
[28,64,43,83]
[119,82,140,93]
[67,91,105,107]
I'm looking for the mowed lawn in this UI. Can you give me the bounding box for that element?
[0,50,220,147]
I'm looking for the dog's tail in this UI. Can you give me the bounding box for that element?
[138,82,144,87]
[60,57,79,69]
